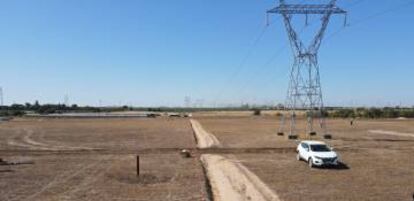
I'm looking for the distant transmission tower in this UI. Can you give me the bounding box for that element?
[64,94,69,106]
[184,96,191,108]
[0,87,3,106]
[267,0,346,139]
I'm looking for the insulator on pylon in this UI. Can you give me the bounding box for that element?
[266,13,270,26]
[305,14,308,26]
[344,13,348,27]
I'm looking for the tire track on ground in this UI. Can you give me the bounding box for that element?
[6,128,99,151]
[20,156,108,201]
[53,155,119,201]
[2,158,92,201]
[6,129,52,150]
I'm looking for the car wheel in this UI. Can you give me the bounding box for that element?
[296,153,301,161]
[308,158,314,168]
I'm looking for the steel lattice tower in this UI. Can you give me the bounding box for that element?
[267,0,346,139]
[0,87,3,106]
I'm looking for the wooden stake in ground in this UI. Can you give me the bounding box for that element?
[136,155,140,176]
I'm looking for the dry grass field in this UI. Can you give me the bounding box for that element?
[198,116,414,201]
[0,118,195,151]
[0,118,207,201]
[0,115,413,201]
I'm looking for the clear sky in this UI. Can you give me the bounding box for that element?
[1,0,413,107]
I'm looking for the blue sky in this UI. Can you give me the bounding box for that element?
[0,0,413,107]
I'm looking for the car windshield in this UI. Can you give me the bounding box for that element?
[310,144,331,152]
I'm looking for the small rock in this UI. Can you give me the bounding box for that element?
[180,149,191,158]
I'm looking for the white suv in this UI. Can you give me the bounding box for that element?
[296,141,339,168]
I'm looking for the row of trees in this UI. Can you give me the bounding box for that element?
[0,101,133,116]
[1,101,413,119]
[328,107,414,118]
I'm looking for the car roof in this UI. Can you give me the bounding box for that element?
[301,140,327,145]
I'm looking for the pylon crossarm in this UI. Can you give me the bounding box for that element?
[267,0,347,54]
[267,4,345,15]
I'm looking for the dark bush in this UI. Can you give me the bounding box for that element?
[253,109,261,116]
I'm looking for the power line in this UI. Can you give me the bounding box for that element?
[214,0,323,105]
[214,23,269,103]
[235,0,368,99]
[325,0,414,41]
[354,0,414,25]
[258,0,412,93]
[215,0,393,106]
[242,20,328,103]
[254,0,368,93]
[344,0,367,9]
[234,24,310,98]
[248,0,414,109]
[234,43,288,98]
[256,0,362,88]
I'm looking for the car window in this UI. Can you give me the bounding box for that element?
[310,144,331,152]
[301,143,309,149]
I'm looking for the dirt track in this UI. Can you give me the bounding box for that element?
[201,154,280,201]
[190,119,221,148]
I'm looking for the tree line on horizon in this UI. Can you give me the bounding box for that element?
[0,101,413,119]
[328,107,414,119]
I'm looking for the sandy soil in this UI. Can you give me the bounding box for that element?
[190,119,221,148]
[368,129,414,138]
[201,154,280,201]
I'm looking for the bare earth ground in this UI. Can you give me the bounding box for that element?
[1,116,413,201]
[198,116,414,201]
[197,116,296,148]
[0,118,195,151]
[0,118,207,201]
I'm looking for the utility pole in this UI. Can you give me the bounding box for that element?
[267,0,346,139]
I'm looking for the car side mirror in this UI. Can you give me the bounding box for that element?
[305,148,310,152]
[330,147,334,151]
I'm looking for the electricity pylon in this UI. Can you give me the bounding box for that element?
[267,0,346,139]
[0,87,3,106]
